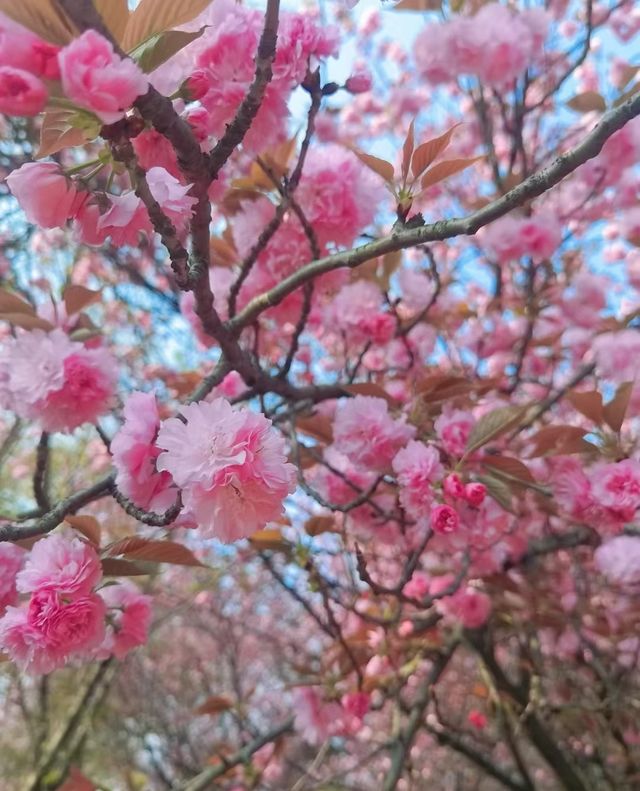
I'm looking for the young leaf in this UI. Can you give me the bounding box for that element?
[420,156,482,191]
[527,425,595,457]
[296,415,334,444]
[411,124,460,178]
[345,382,398,405]
[65,515,101,547]
[477,474,515,513]
[305,516,339,536]
[567,390,603,424]
[0,0,76,45]
[0,313,55,331]
[351,148,395,183]
[483,456,536,485]
[101,558,149,577]
[36,109,98,159]
[122,0,213,51]
[63,285,101,316]
[401,119,415,182]
[393,0,442,9]
[567,91,606,113]
[465,405,525,455]
[194,695,234,716]
[104,537,203,567]
[603,381,634,432]
[129,27,206,74]
[94,0,129,43]
[0,290,35,316]
[248,528,290,551]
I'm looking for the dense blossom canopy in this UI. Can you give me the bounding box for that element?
[0,0,639,788]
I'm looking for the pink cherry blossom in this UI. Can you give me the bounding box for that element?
[326,281,396,348]
[17,531,102,599]
[0,543,25,613]
[0,67,47,116]
[146,167,197,235]
[111,392,177,513]
[59,30,148,124]
[0,13,60,78]
[35,348,118,433]
[392,440,443,519]
[97,192,152,247]
[465,483,487,508]
[132,128,181,179]
[6,162,84,229]
[589,460,640,524]
[430,504,460,535]
[434,408,475,457]
[594,536,640,586]
[333,396,416,472]
[297,145,384,247]
[446,588,492,629]
[98,581,152,659]
[0,590,105,674]
[156,399,296,542]
[293,687,342,744]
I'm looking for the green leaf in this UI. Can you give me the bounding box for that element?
[465,405,525,456]
[129,27,206,74]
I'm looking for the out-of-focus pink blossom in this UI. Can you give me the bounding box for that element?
[333,396,416,472]
[434,408,475,457]
[0,544,25,613]
[594,536,640,586]
[98,581,152,659]
[0,67,47,116]
[146,167,197,235]
[392,440,443,519]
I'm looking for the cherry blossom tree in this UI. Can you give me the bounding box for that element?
[0,0,640,789]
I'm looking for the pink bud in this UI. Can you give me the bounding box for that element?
[430,504,459,534]
[345,68,372,94]
[443,473,465,499]
[0,67,47,116]
[464,482,487,507]
[468,709,488,730]
[186,69,210,101]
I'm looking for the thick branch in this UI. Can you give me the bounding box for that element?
[0,475,114,542]
[230,91,640,330]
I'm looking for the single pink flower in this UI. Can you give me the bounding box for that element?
[111,392,177,513]
[430,503,460,534]
[392,440,443,519]
[156,399,296,542]
[0,66,47,116]
[333,396,416,472]
[594,536,640,586]
[17,531,102,599]
[98,581,152,659]
[6,162,84,229]
[97,192,152,246]
[59,30,148,124]
[465,482,487,508]
[146,167,197,235]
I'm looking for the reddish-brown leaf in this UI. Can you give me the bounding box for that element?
[603,381,634,432]
[401,119,415,182]
[63,285,101,316]
[101,558,149,577]
[420,156,482,191]
[122,0,213,50]
[411,124,460,178]
[194,694,234,716]
[0,290,35,315]
[65,515,101,547]
[351,148,395,183]
[483,456,536,485]
[393,0,442,9]
[566,390,603,424]
[528,426,596,457]
[57,767,96,791]
[304,516,339,536]
[0,313,55,331]
[567,91,606,113]
[296,415,334,444]
[36,109,96,159]
[104,537,203,566]
[248,528,290,551]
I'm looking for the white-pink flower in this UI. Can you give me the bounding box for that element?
[17,531,102,599]
[156,399,296,542]
[146,167,197,235]
[98,581,152,659]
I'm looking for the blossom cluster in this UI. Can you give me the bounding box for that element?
[0,532,151,674]
[0,328,117,433]
[414,2,550,88]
